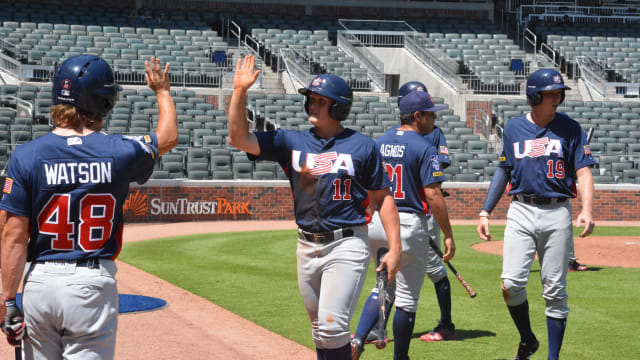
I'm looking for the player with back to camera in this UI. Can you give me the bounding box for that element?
[0,55,177,359]
[476,68,595,360]
[361,81,457,347]
[351,90,455,360]
[228,55,401,360]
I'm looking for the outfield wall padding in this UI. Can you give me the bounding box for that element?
[124,180,639,222]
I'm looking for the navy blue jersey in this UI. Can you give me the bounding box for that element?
[376,128,446,214]
[251,128,391,233]
[0,132,158,262]
[498,113,595,198]
[423,126,450,169]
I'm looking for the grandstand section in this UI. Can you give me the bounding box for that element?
[0,0,638,185]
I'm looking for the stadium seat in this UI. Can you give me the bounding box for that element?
[454,173,479,182]
[622,169,640,184]
[233,162,253,179]
[467,140,488,153]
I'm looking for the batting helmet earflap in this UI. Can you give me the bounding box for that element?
[52,54,122,117]
[397,81,428,106]
[298,74,353,121]
[525,68,570,106]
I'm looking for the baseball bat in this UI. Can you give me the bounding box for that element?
[428,236,477,298]
[374,247,388,350]
[586,127,594,144]
[15,344,21,360]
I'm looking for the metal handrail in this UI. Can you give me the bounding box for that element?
[337,31,384,73]
[0,95,34,119]
[243,34,260,55]
[338,18,419,33]
[523,28,537,54]
[279,47,312,91]
[230,20,242,48]
[469,107,492,141]
[575,55,606,97]
[494,124,503,153]
[337,31,385,90]
[404,33,461,92]
[539,42,557,66]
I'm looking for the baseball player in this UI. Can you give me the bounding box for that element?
[476,68,595,360]
[228,55,401,360]
[0,55,177,359]
[351,90,455,360]
[362,81,456,346]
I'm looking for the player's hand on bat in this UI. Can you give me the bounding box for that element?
[477,217,492,241]
[234,55,261,91]
[377,250,400,283]
[576,210,595,237]
[442,236,456,261]
[145,57,171,94]
[1,300,25,347]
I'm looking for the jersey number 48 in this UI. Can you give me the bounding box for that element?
[38,193,116,252]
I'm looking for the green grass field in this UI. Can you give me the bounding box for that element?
[120,225,640,359]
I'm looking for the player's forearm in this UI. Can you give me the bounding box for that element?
[375,192,401,254]
[481,166,510,214]
[1,214,29,300]
[228,88,259,155]
[425,187,453,239]
[576,167,594,213]
[155,90,178,156]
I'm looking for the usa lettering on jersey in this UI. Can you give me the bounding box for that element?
[43,161,112,185]
[513,137,563,159]
[291,150,354,175]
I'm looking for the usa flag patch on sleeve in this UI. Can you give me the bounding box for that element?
[439,146,449,155]
[3,177,13,194]
[584,145,591,155]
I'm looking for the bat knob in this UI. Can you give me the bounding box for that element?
[471,292,477,298]
[375,341,386,350]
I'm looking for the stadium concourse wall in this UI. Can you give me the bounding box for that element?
[124,180,640,222]
[136,0,494,20]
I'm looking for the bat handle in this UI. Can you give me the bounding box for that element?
[456,274,477,298]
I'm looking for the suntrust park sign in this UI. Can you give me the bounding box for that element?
[150,197,251,215]
[122,186,269,223]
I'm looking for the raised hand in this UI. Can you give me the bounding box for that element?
[234,55,261,91]
[145,56,171,94]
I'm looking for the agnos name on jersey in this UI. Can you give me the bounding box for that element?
[291,150,354,175]
[513,137,563,159]
[379,144,405,158]
[43,161,112,185]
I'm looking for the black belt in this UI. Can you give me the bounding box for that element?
[299,228,354,244]
[512,195,569,205]
[34,258,101,269]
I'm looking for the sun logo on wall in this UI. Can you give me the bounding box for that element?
[123,190,148,216]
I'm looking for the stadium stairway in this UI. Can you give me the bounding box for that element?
[260,62,285,93]
[562,76,583,102]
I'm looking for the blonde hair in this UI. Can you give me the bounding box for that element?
[50,103,102,129]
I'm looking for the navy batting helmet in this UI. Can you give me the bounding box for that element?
[397,81,428,105]
[525,68,570,106]
[298,74,353,121]
[53,54,122,117]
